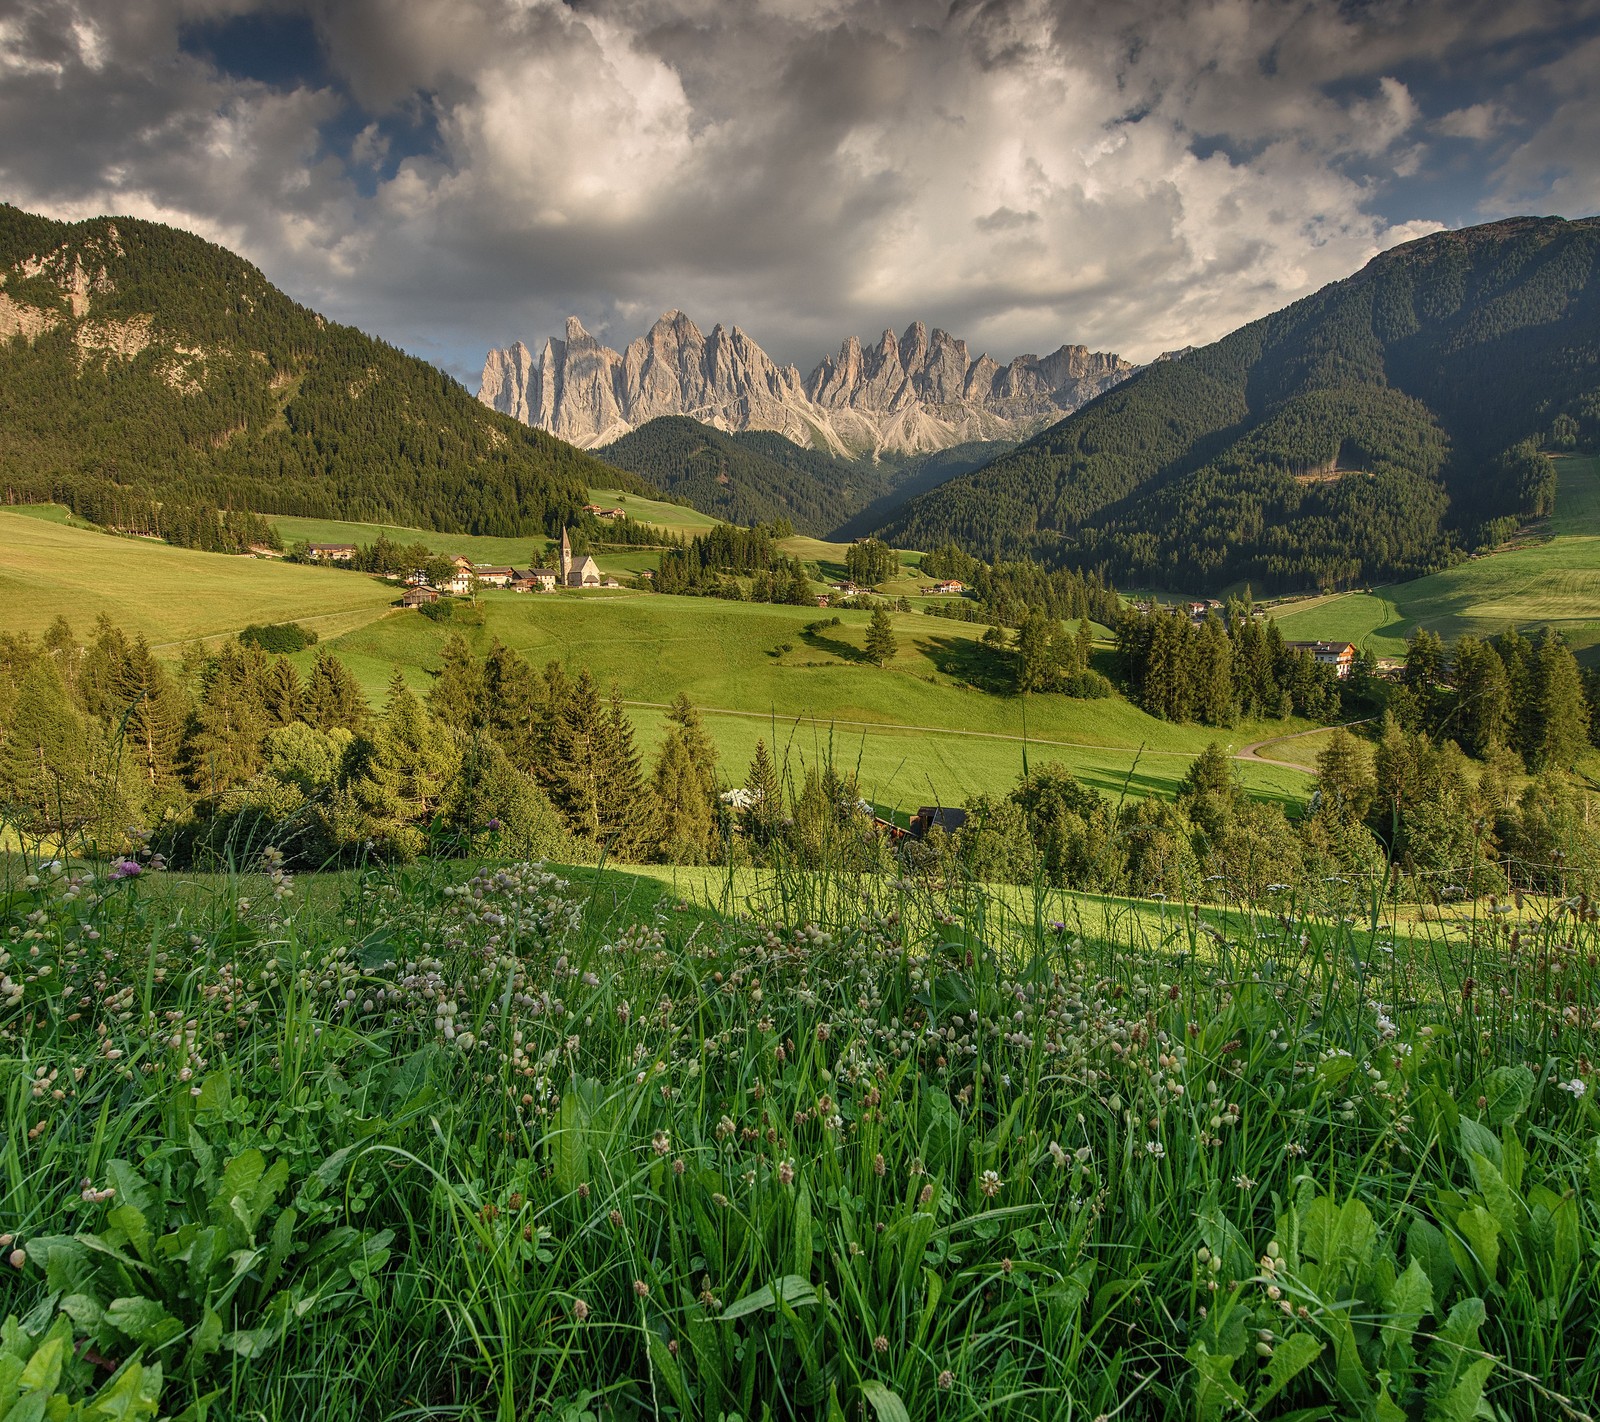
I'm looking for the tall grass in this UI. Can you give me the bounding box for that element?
[3,838,1598,1420]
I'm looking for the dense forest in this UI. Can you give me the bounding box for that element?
[881,216,1600,591]
[594,416,885,533]
[0,205,635,537]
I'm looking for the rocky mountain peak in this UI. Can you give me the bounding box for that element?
[479,313,1133,456]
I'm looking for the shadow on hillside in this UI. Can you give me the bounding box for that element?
[923,635,1016,694]
[800,627,870,664]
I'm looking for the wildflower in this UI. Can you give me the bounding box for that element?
[873,1152,886,1177]
[652,1129,671,1155]
[937,1370,954,1391]
[634,1280,650,1299]
[571,1299,590,1322]
[1233,1174,1255,1191]
[1145,1141,1166,1159]
[873,1334,888,1353]
[1558,1078,1587,1098]
[978,1169,1002,1198]
[8,1249,23,1269]
[778,1159,796,1186]
[609,1209,624,1228]
[1048,1141,1067,1168]
[918,1183,934,1207]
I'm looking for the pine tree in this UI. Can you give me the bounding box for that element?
[1074,616,1094,675]
[303,650,370,733]
[544,669,610,843]
[1194,616,1234,726]
[742,738,782,846]
[1311,727,1375,833]
[430,633,487,731]
[483,642,542,774]
[113,636,189,802]
[866,607,898,667]
[183,663,266,795]
[1529,630,1591,771]
[597,688,657,859]
[652,693,721,863]
[1448,635,1509,759]
[75,614,132,723]
[0,660,90,838]
[351,683,461,856]
[261,657,304,728]
[1177,741,1239,840]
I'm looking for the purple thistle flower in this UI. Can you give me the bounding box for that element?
[108,860,143,881]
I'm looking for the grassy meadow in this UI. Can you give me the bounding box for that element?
[306,589,1315,810]
[1272,452,1600,660]
[4,843,1598,1421]
[0,509,398,648]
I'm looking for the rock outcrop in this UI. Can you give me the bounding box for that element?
[478,312,1132,457]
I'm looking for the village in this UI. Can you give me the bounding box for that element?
[305,527,623,607]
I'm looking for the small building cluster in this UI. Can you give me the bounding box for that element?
[307,543,357,562]
[401,528,619,608]
[920,580,966,595]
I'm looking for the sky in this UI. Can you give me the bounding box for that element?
[3,0,1600,386]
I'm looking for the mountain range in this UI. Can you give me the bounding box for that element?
[477,312,1132,457]
[881,215,1600,592]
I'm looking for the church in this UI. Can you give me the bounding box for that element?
[558,529,602,588]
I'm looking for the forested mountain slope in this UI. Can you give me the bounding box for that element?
[880,216,1600,592]
[0,205,620,537]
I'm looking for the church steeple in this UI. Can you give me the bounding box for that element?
[559,527,571,583]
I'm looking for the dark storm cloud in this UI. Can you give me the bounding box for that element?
[2,0,1598,383]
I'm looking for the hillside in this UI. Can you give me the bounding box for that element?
[596,416,1011,536]
[881,216,1600,592]
[0,204,625,537]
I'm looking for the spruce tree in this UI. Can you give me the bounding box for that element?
[742,738,782,846]
[351,683,461,856]
[598,688,657,859]
[483,642,542,774]
[430,633,487,731]
[1530,630,1591,771]
[303,650,370,734]
[866,607,898,667]
[0,661,90,838]
[652,693,721,863]
[113,636,189,801]
[183,665,266,795]
[1311,728,1376,834]
[1448,635,1509,759]
[1177,741,1239,840]
[261,657,305,728]
[544,668,609,843]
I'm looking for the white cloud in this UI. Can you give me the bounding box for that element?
[0,0,1595,379]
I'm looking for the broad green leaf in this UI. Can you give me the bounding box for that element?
[215,1150,266,1224]
[106,1297,184,1350]
[551,1087,588,1196]
[720,1276,818,1322]
[4,1391,48,1422]
[1477,1066,1533,1128]
[1454,1207,1500,1285]
[1407,1217,1455,1302]
[1457,1119,1500,1172]
[1186,1340,1246,1422]
[1464,1152,1523,1248]
[1426,1296,1494,1422]
[1252,1332,1322,1411]
[17,1335,64,1395]
[860,1381,910,1422]
[1382,1258,1433,1374]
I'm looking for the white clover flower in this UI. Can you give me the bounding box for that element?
[1558,1078,1587,1098]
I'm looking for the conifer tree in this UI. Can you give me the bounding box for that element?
[652,693,721,863]
[0,660,90,838]
[1177,741,1239,841]
[1448,635,1509,759]
[1194,617,1234,726]
[75,613,131,723]
[351,682,461,856]
[598,688,657,859]
[866,607,898,667]
[1311,727,1376,833]
[483,642,542,773]
[113,636,189,801]
[1530,630,1591,771]
[742,738,782,846]
[1074,616,1094,675]
[183,663,266,795]
[430,633,487,731]
[303,650,370,734]
[261,657,304,728]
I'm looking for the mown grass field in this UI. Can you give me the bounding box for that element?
[1273,453,1600,660]
[0,509,399,647]
[308,590,1314,808]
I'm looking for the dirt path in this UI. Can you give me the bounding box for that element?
[1236,718,1373,772]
